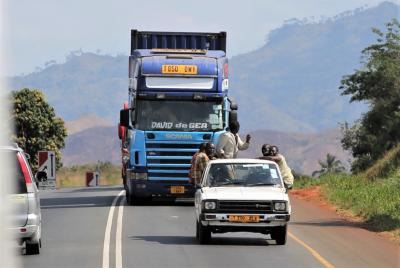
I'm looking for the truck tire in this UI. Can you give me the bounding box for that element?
[272,225,287,245]
[196,220,211,244]
[126,190,135,206]
[127,191,149,206]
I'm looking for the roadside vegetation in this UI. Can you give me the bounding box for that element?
[294,20,400,240]
[57,161,122,188]
[11,88,67,171]
[294,174,400,238]
[294,145,400,239]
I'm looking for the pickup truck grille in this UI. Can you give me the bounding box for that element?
[217,201,273,214]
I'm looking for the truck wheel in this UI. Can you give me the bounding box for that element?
[196,220,211,244]
[126,191,135,206]
[26,241,40,255]
[273,225,287,245]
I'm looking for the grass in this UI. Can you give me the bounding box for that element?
[322,172,400,235]
[293,175,322,189]
[360,143,400,181]
[56,162,122,188]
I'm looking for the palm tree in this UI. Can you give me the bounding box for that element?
[312,153,345,177]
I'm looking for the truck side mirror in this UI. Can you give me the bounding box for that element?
[120,109,130,128]
[118,123,125,140]
[228,111,238,126]
[227,97,238,110]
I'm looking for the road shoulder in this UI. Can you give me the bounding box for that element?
[289,188,400,267]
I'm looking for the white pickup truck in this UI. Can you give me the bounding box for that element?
[195,158,291,245]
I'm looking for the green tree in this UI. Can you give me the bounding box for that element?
[11,88,67,171]
[312,153,345,177]
[340,19,400,173]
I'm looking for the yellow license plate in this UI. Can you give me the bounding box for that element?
[170,186,185,194]
[229,215,260,223]
[162,65,198,74]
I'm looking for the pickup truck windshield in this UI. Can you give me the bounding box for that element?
[205,163,283,187]
[135,100,224,132]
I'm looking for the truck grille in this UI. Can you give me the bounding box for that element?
[217,201,273,214]
[146,141,200,181]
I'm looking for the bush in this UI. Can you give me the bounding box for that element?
[57,163,122,188]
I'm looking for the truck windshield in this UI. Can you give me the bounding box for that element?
[135,100,224,132]
[205,163,283,187]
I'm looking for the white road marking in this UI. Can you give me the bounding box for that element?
[102,190,124,268]
[115,197,125,268]
[41,204,96,208]
[171,215,179,218]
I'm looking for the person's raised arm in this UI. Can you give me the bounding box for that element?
[237,134,250,150]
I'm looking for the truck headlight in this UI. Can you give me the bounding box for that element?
[274,202,286,211]
[129,172,147,180]
[204,201,216,210]
[136,173,148,180]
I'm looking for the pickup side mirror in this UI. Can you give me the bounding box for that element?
[195,184,202,190]
[120,109,130,128]
[284,183,293,193]
[35,171,47,182]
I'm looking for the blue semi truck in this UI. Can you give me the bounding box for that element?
[119,30,238,204]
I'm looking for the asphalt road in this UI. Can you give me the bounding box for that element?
[20,186,399,268]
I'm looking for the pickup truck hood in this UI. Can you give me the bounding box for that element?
[202,187,288,201]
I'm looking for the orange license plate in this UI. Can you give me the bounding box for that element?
[162,65,197,74]
[170,186,185,194]
[229,215,260,223]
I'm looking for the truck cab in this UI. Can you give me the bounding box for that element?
[120,30,237,204]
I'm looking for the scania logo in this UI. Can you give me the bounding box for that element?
[165,134,193,139]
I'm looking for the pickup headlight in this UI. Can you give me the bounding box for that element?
[203,201,217,210]
[274,202,286,211]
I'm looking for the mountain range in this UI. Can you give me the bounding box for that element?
[8,2,398,132]
[6,2,399,173]
[62,120,350,175]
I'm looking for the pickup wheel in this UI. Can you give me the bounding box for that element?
[26,241,40,255]
[272,225,287,245]
[196,220,211,244]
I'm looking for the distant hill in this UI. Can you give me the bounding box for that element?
[8,2,399,132]
[230,1,398,131]
[9,53,127,123]
[239,128,351,174]
[62,126,120,166]
[65,114,113,135]
[62,124,349,175]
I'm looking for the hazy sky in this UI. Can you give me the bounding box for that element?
[2,0,395,76]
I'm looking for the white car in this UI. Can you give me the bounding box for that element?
[195,158,291,245]
[1,145,43,254]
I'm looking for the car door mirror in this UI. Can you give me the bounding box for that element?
[35,171,47,182]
